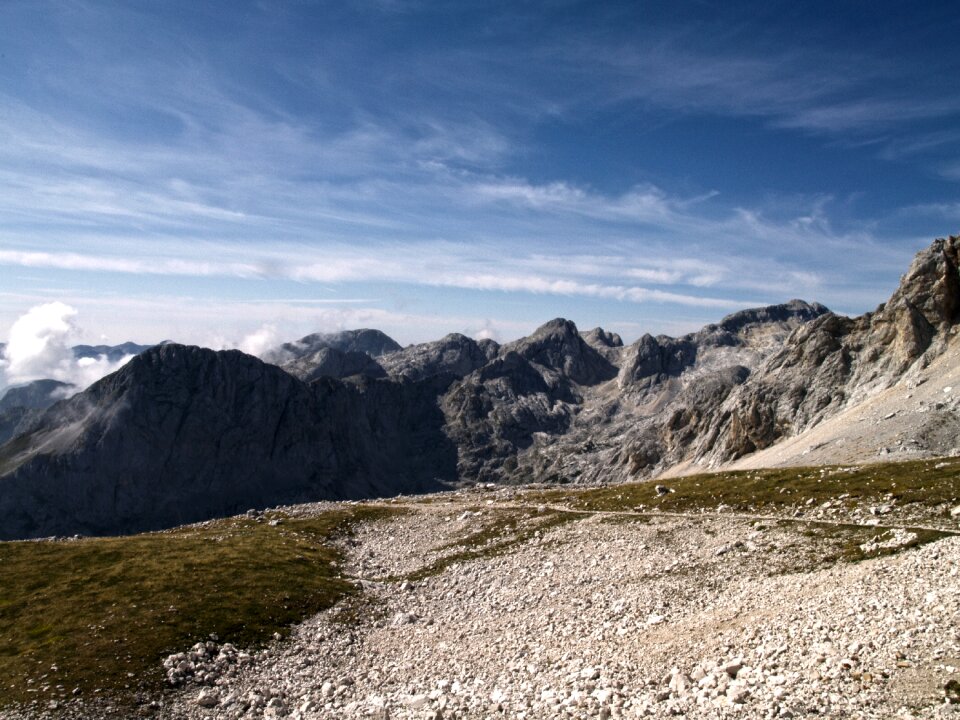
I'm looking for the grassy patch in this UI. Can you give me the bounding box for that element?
[0,504,401,709]
[399,509,581,582]
[772,522,952,573]
[533,457,960,517]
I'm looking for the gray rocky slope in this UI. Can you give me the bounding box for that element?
[1,236,958,539]
[698,234,960,464]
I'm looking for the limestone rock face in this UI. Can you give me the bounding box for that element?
[582,327,623,349]
[504,318,618,387]
[523,301,826,483]
[434,320,622,483]
[702,235,960,464]
[440,350,576,483]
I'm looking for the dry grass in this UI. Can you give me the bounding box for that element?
[0,505,400,709]
[531,457,960,518]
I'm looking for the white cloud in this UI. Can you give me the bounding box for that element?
[0,302,133,393]
[1,302,78,386]
[432,273,743,308]
[237,325,281,358]
[472,319,501,343]
[0,249,265,278]
[470,179,675,223]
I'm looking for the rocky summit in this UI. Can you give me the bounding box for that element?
[1,236,960,539]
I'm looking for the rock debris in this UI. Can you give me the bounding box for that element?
[153,495,960,720]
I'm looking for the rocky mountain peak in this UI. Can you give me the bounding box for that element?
[693,235,960,466]
[714,300,830,336]
[505,318,617,386]
[282,347,387,382]
[582,327,624,349]
[378,333,490,382]
[882,234,960,331]
[268,328,402,364]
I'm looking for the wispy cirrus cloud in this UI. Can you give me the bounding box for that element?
[0,240,751,310]
[0,0,953,349]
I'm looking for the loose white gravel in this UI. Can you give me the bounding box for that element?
[155,492,960,720]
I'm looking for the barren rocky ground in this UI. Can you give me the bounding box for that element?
[137,480,960,720]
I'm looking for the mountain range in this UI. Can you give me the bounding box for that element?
[0,235,957,540]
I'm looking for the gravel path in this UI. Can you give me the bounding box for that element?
[157,492,960,720]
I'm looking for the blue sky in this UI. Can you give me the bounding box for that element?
[1,0,959,348]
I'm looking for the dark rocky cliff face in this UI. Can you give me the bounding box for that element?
[0,345,455,539]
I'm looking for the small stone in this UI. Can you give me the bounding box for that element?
[405,694,429,710]
[669,670,690,696]
[726,683,749,704]
[722,658,744,677]
[196,689,219,708]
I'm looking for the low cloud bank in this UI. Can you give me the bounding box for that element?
[0,302,135,396]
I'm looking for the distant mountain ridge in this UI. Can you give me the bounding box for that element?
[0,342,153,447]
[1,236,958,539]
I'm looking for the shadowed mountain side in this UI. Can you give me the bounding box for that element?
[0,407,38,447]
[0,345,456,539]
[0,381,73,447]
